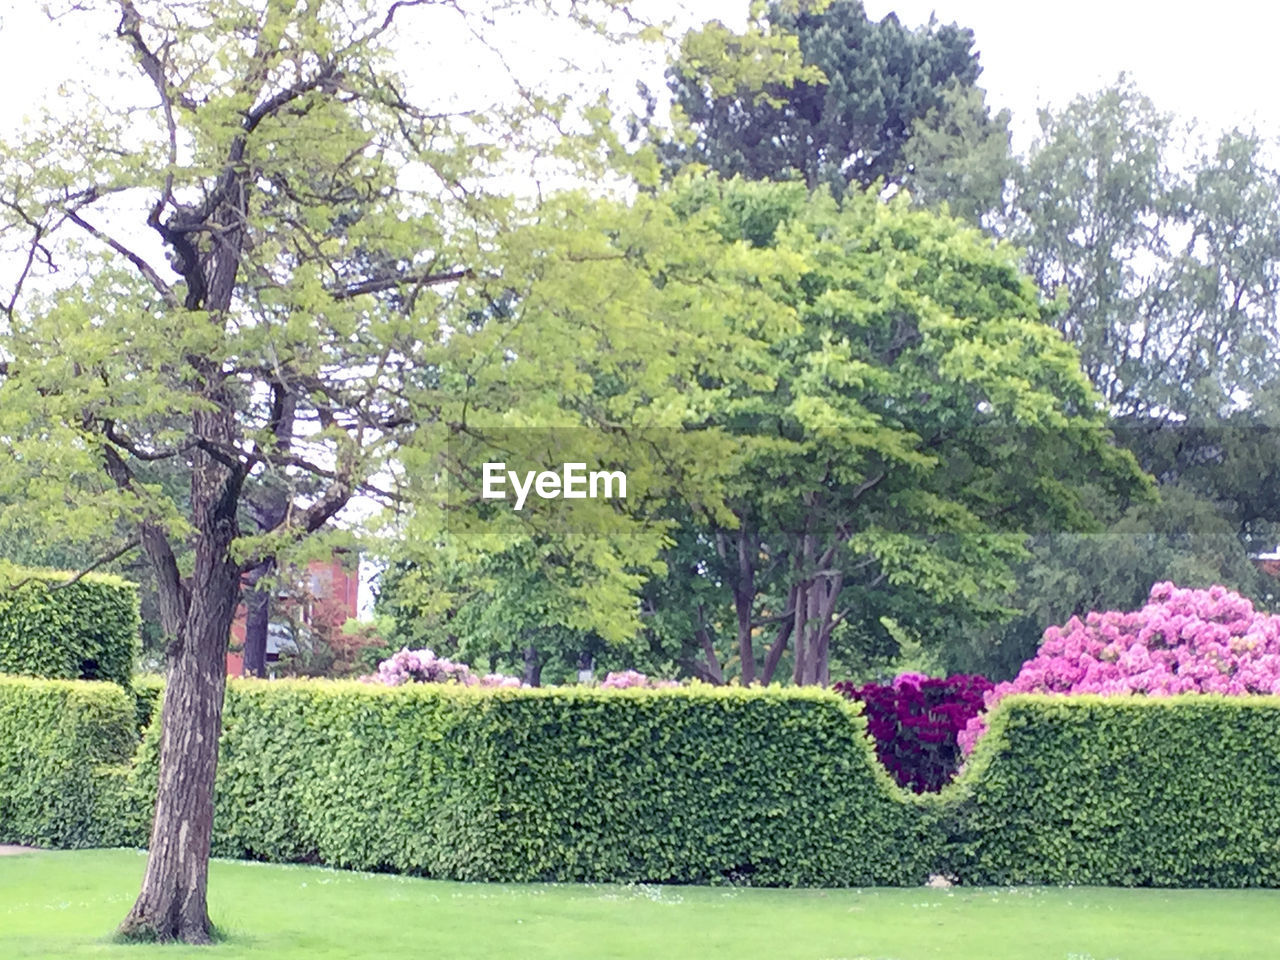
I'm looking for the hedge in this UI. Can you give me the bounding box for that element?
[125,682,939,886]
[0,677,136,847]
[949,694,1280,887]
[6,680,1280,887]
[0,568,140,686]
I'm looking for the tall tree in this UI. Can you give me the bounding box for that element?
[1008,78,1280,418]
[1,0,781,941]
[383,179,1152,687]
[660,0,996,195]
[899,80,1014,226]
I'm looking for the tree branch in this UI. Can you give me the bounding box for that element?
[331,268,470,301]
[64,208,178,305]
[4,537,141,593]
[116,1,198,112]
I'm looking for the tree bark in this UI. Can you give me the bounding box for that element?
[734,532,756,685]
[241,561,273,678]
[522,644,541,687]
[760,583,799,685]
[119,421,243,943]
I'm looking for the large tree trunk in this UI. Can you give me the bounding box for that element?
[522,644,542,687]
[118,583,237,941]
[118,466,242,942]
[119,158,247,937]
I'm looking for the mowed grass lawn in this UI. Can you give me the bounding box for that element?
[2,850,1279,960]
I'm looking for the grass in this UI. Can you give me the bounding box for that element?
[1,850,1278,959]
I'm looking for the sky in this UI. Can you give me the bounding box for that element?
[2,1,1277,148]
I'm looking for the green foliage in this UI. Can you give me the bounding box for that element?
[900,81,1014,225]
[124,680,937,885]
[0,677,136,847]
[1008,78,1280,418]
[951,695,1280,886]
[945,486,1271,679]
[661,1,995,194]
[8,678,1280,888]
[128,674,165,735]
[0,568,139,686]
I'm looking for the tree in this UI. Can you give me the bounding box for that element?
[382,179,1152,687]
[666,180,1150,686]
[1,0,795,941]
[899,80,1014,226]
[1007,78,1280,418]
[660,0,999,195]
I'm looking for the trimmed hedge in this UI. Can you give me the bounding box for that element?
[0,569,140,686]
[0,676,136,846]
[950,694,1280,887]
[7,680,1280,887]
[125,682,939,885]
[128,674,164,734]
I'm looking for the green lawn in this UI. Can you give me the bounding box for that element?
[2,850,1278,959]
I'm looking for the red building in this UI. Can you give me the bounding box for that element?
[226,556,360,677]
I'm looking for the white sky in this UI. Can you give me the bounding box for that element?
[1,1,1276,148]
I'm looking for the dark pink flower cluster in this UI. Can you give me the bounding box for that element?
[959,582,1280,754]
[833,672,993,793]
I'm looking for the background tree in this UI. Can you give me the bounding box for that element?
[660,0,1001,196]
[899,80,1014,226]
[1007,77,1280,419]
[382,179,1151,687]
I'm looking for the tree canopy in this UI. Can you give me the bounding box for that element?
[659,0,1001,196]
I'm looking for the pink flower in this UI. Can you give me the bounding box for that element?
[963,584,1280,754]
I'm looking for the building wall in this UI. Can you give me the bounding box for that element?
[226,556,360,677]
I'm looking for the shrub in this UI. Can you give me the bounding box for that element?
[0,568,140,686]
[834,673,992,793]
[952,694,1280,886]
[0,676,136,846]
[123,680,938,886]
[129,674,165,734]
[599,669,677,689]
[365,647,521,687]
[960,583,1280,753]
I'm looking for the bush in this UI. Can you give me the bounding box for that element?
[365,647,521,687]
[15,677,1280,888]
[951,694,1280,886]
[0,568,140,686]
[125,680,938,886]
[0,676,136,847]
[833,673,992,792]
[961,583,1280,753]
[129,674,164,734]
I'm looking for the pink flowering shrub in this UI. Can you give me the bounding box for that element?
[959,582,1280,754]
[833,672,993,792]
[365,648,522,688]
[599,669,678,689]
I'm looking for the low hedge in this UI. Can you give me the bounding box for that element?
[0,676,136,847]
[949,694,1280,887]
[7,679,1280,887]
[0,568,139,686]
